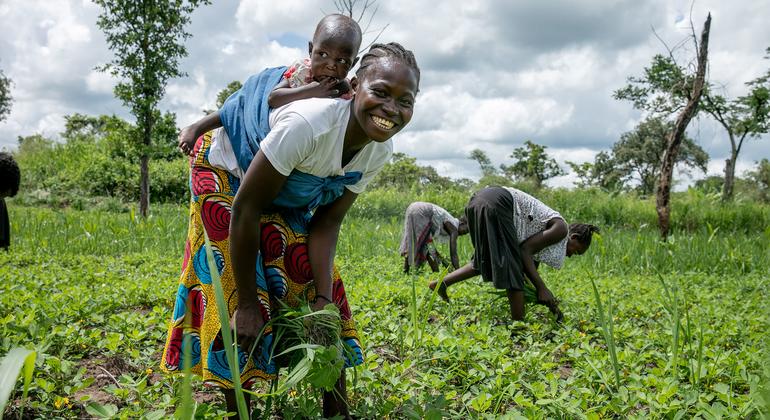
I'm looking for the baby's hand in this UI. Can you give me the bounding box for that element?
[333,79,351,97]
[309,77,343,98]
[178,125,198,156]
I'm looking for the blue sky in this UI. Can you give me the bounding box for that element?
[0,0,768,187]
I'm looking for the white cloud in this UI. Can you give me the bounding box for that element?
[0,0,767,190]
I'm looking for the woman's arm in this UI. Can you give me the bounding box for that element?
[307,189,358,311]
[519,217,568,305]
[444,220,460,270]
[230,151,288,352]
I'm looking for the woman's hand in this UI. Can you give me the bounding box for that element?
[231,306,265,355]
[536,287,556,307]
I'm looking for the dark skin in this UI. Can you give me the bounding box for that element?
[429,217,586,322]
[228,57,418,418]
[177,22,361,155]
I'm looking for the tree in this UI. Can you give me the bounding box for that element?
[746,158,770,203]
[615,14,711,239]
[567,151,624,191]
[612,117,708,195]
[0,65,11,122]
[334,0,387,50]
[203,80,243,114]
[468,149,497,177]
[370,152,458,190]
[655,15,711,239]
[95,0,210,217]
[702,76,770,201]
[500,140,564,188]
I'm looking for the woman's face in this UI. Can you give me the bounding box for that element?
[351,58,419,142]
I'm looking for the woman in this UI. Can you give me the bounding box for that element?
[399,201,468,273]
[161,43,420,417]
[429,186,599,324]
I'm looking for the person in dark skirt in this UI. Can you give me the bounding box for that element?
[0,152,21,251]
[429,186,599,323]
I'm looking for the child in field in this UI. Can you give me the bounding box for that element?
[0,151,20,251]
[177,13,362,173]
[399,201,469,273]
[429,186,600,324]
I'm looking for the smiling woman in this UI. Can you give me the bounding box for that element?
[161,42,420,418]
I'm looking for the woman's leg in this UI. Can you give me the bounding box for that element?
[426,253,440,272]
[223,389,251,419]
[323,369,349,418]
[506,289,525,321]
[428,263,479,302]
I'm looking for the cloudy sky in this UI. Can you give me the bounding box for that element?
[1,0,768,187]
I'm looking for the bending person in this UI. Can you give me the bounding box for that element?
[399,202,468,273]
[429,186,598,324]
[162,43,420,418]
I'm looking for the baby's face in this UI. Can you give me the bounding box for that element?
[309,33,359,82]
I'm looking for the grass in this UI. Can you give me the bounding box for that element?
[1,204,769,418]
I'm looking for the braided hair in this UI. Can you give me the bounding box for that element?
[0,152,19,197]
[569,223,600,247]
[356,42,420,88]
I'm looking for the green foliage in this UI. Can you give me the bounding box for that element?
[500,141,565,188]
[613,54,693,117]
[369,153,466,191]
[95,0,211,216]
[567,151,624,192]
[0,348,36,416]
[216,81,243,110]
[0,64,11,122]
[352,186,770,234]
[2,205,768,418]
[612,117,708,195]
[469,149,497,178]
[746,158,770,203]
[14,114,188,205]
[94,0,210,125]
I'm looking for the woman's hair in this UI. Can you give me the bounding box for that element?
[355,42,420,87]
[0,152,20,197]
[569,223,600,247]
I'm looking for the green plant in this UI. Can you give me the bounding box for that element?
[0,348,36,417]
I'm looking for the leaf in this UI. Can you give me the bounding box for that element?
[85,402,118,418]
[0,347,36,413]
[307,346,344,391]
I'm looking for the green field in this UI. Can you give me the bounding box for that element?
[2,201,769,419]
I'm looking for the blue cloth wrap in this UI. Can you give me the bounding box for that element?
[219,66,287,173]
[219,66,364,212]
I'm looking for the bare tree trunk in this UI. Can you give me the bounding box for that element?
[656,14,711,240]
[722,154,735,201]
[139,113,152,218]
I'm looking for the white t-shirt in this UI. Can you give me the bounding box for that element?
[209,98,392,194]
[504,187,567,269]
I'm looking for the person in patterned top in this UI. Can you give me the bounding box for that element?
[429,186,599,324]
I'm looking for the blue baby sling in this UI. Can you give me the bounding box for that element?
[219,67,362,211]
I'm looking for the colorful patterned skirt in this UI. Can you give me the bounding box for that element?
[161,132,363,388]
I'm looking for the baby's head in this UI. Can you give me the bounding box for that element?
[566,223,600,257]
[308,14,362,83]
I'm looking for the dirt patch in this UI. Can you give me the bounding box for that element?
[370,344,401,364]
[72,354,140,407]
[557,364,573,379]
